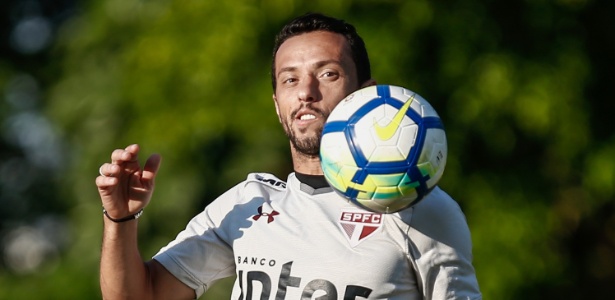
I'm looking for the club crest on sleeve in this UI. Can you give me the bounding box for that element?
[338,209,383,247]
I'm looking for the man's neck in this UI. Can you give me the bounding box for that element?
[291,147,323,175]
[295,172,329,189]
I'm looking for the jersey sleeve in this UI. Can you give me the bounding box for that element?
[407,187,482,300]
[152,183,243,298]
[152,173,285,298]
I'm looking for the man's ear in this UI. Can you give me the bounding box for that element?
[361,79,377,88]
[272,94,282,123]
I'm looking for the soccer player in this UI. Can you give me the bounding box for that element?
[96,13,482,299]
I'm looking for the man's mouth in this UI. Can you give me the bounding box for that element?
[299,114,316,121]
[293,104,326,122]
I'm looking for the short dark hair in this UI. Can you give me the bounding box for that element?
[271,12,371,91]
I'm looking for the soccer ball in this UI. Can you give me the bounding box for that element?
[320,85,447,213]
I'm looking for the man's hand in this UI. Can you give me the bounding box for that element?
[96,144,161,220]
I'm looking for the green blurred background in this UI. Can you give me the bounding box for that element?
[1,0,613,299]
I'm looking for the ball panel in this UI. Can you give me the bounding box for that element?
[320,132,356,166]
[367,145,407,163]
[323,164,360,197]
[321,131,359,195]
[327,86,380,122]
[355,195,414,214]
[398,171,421,191]
[417,128,447,187]
[396,124,418,159]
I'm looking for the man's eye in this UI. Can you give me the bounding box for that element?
[322,71,338,78]
[282,78,297,84]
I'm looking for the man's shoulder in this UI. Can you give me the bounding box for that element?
[395,186,461,217]
[416,186,461,213]
[244,172,288,190]
[403,186,473,250]
[409,187,467,224]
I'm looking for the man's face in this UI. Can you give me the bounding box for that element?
[273,31,361,156]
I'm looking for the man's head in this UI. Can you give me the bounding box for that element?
[271,13,375,173]
[271,13,372,91]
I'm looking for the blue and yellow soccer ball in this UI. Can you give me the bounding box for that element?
[320,85,447,213]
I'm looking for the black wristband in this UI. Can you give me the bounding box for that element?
[102,208,144,223]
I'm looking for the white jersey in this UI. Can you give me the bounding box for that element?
[154,173,481,299]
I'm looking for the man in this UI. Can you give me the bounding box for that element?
[96,13,482,299]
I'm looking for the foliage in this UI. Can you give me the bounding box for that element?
[0,0,613,299]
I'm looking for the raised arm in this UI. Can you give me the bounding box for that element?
[96,144,194,300]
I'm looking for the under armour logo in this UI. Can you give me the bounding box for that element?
[252,206,279,223]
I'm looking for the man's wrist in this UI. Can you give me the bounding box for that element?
[102,208,144,223]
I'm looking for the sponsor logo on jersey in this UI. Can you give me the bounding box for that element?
[236,260,372,299]
[338,209,383,247]
[252,205,279,223]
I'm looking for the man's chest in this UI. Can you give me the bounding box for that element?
[229,203,417,299]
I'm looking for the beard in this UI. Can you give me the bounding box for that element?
[282,104,326,157]
[286,126,322,156]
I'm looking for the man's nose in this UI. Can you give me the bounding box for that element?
[297,76,320,102]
